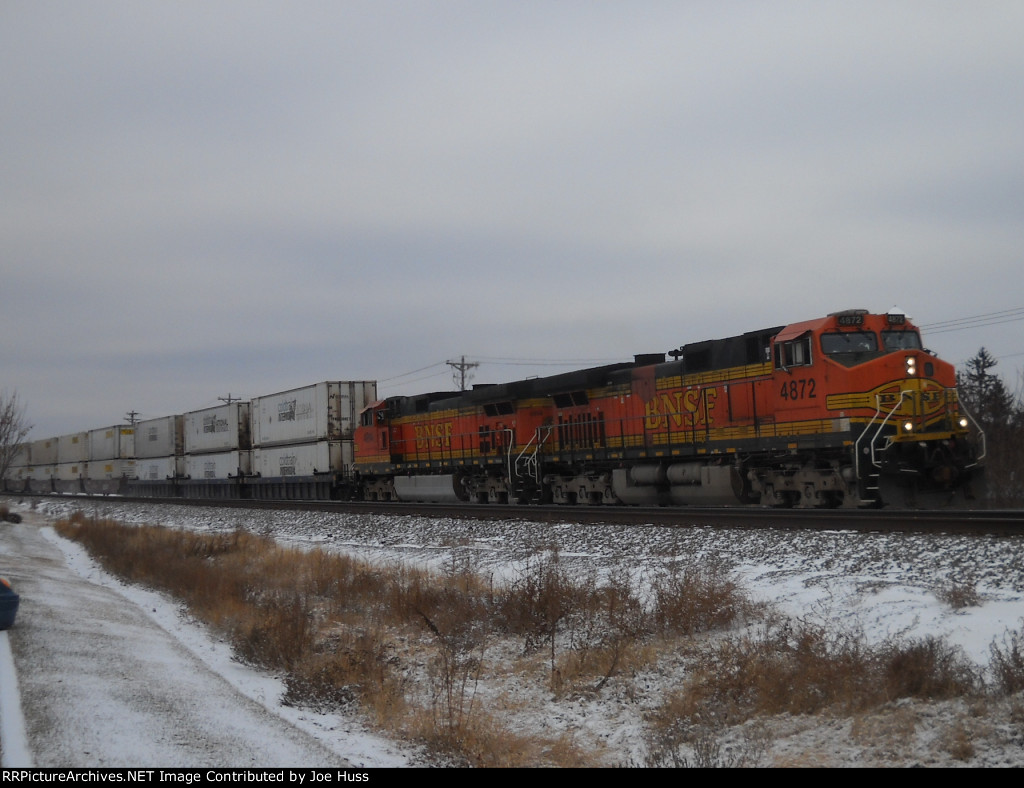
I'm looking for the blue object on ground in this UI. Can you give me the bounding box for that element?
[0,578,19,630]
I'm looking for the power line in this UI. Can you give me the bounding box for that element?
[915,307,1024,366]
[918,307,1024,335]
[473,355,626,366]
[378,362,447,383]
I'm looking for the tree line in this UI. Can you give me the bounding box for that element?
[957,349,1024,506]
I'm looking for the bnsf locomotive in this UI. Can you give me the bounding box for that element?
[353,309,983,508]
[5,309,984,508]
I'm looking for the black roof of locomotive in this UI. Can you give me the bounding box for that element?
[385,324,785,416]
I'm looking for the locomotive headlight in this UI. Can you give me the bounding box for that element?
[905,355,917,376]
[958,417,969,429]
[903,421,914,432]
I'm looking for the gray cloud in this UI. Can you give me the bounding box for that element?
[3,1,1023,437]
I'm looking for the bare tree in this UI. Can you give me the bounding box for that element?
[0,390,33,488]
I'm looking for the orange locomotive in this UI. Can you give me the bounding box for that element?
[353,309,984,508]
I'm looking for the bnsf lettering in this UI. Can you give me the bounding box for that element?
[414,422,454,450]
[645,388,717,430]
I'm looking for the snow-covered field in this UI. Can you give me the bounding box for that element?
[5,497,1024,767]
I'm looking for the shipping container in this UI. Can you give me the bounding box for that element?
[134,456,183,481]
[251,381,376,447]
[181,450,250,499]
[26,464,56,480]
[127,455,182,498]
[183,402,251,454]
[252,440,353,479]
[83,459,135,495]
[53,461,86,494]
[2,454,29,491]
[250,440,353,500]
[25,464,56,494]
[88,425,135,461]
[30,437,59,465]
[185,450,251,480]
[6,446,29,471]
[133,415,184,459]
[87,458,137,480]
[57,432,90,464]
[54,461,87,481]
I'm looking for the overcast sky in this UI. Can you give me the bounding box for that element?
[4,1,1024,440]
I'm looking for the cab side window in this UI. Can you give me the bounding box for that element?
[774,336,813,369]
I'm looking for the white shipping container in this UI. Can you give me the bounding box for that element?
[31,437,59,465]
[185,450,251,480]
[87,458,137,480]
[88,425,135,461]
[27,464,56,480]
[135,456,184,481]
[251,381,377,447]
[184,402,251,454]
[8,446,29,470]
[22,464,54,493]
[57,433,89,464]
[6,465,28,485]
[55,461,86,481]
[253,440,353,479]
[134,415,184,459]
[3,451,30,486]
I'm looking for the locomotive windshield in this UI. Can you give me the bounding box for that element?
[821,331,878,354]
[819,330,881,366]
[881,330,922,351]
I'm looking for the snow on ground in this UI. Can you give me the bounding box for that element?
[3,497,1024,767]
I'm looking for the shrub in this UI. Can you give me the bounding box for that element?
[989,625,1024,695]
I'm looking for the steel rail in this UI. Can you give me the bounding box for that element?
[8,493,1023,536]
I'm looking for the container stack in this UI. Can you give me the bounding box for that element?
[249,381,377,499]
[84,425,136,494]
[181,401,252,498]
[132,415,185,497]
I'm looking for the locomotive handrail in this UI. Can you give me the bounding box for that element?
[854,390,910,484]
[511,425,554,486]
[870,389,911,469]
[502,428,517,485]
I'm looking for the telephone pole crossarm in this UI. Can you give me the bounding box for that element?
[446,356,479,391]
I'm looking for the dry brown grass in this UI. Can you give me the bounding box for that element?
[989,627,1024,695]
[54,512,602,766]
[935,575,982,609]
[53,510,1024,768]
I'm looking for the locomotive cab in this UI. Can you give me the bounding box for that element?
[767,309,983,507]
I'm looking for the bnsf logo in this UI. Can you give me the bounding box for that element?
[414,422,453,450]
[644,388,718,430]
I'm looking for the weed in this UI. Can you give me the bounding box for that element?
[988,624,1024,695]
[935,575,982,609]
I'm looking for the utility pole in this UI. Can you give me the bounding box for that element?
[218,394,241,404]
[124,410,140,426]
[446,356,479,391]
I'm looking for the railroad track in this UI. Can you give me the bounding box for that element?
[9,493,1024,536]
